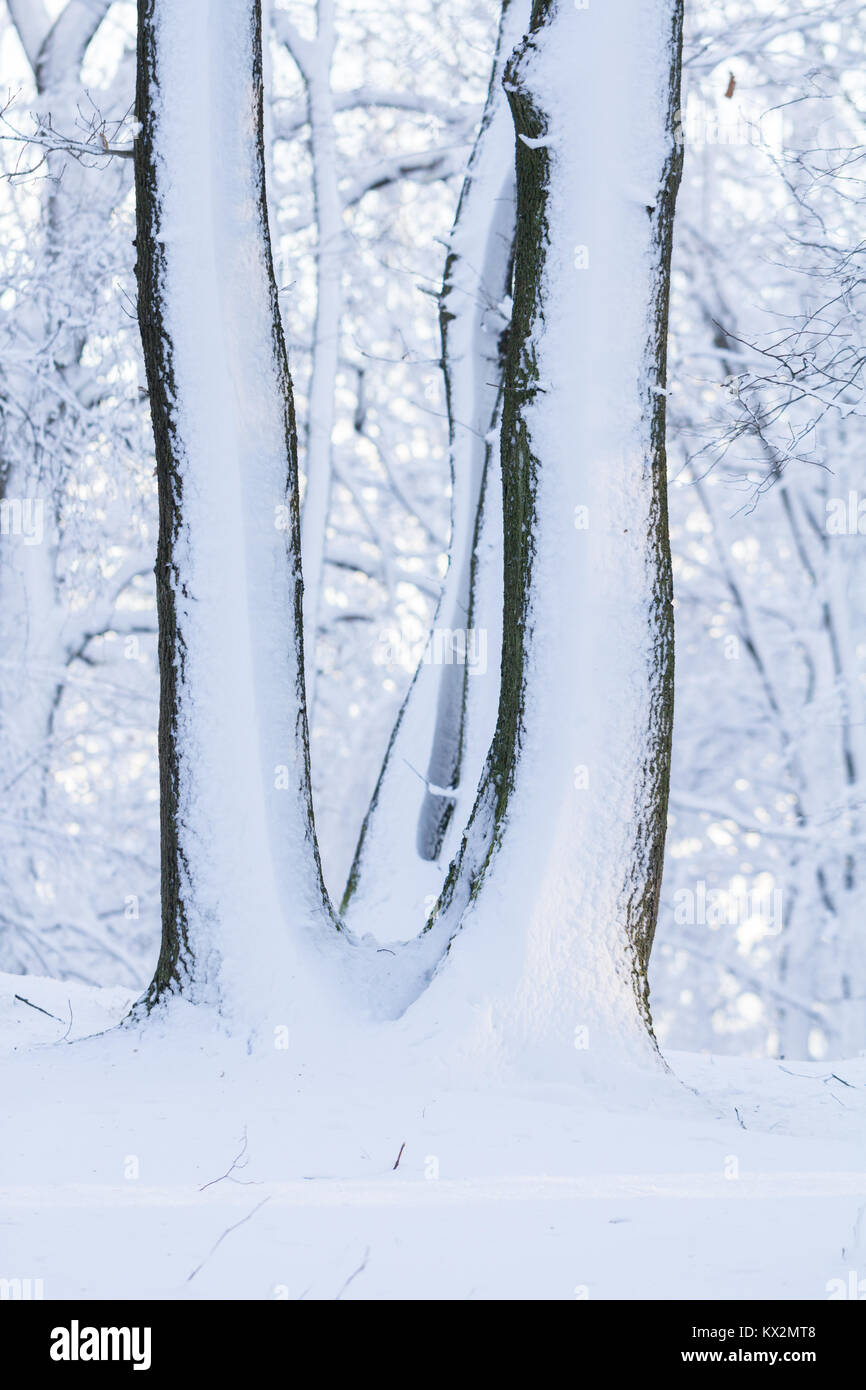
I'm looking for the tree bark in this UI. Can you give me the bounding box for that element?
[277,2,343,716]
[340,0,526,933]
[134,0,334,1019]
[415,0,684,1067]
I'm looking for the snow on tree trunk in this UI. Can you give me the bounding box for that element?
[410,0,684,1071]
[279,2,343,717]
[340,0,527,935]
[134,0,337,1023]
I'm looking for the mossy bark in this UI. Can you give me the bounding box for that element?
[133,0,326,1009]
[340,0,518,915]
[133,0,189,1003]
[430,0,684,1029]
[627,0,684,1011]
[430,4,553,923]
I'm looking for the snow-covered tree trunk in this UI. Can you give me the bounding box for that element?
[340,0,527,932]
[134,0,335,1020]
[275,3,343,714]
[415,0,684,1070]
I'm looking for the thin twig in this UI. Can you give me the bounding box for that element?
[335,1247,371,1301]
[187,1197,272,1284]
[199,1128,257,1192]
[13,992,62,1022]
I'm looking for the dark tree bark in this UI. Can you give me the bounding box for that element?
[417,0,684,1061]
[133,0,332,1017]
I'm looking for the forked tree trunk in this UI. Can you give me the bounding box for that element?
[412,0,684,1069]
[340,0,528,934]
[134,0,335,1022]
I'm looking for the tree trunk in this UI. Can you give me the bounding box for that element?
[274,1,344,718]
[413,0,684,1071]
[134,0,335,1022]
[340,0,527,934]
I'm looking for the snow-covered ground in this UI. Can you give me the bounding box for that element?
[2,971,864,1301]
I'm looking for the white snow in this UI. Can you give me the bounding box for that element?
[2,972,864,1300]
